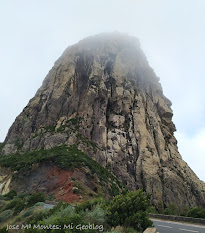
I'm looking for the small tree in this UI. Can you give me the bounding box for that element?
[27,192,45,207]
[164,203,178,215]
[106,189,153,231]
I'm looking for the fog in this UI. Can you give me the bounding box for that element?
[0,0,205,181]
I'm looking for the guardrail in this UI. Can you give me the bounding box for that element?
[148,213,205,225]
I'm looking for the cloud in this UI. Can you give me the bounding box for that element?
[175,129,205,182]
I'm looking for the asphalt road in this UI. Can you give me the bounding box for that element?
[152,219,205,233]
[42,203,55,209]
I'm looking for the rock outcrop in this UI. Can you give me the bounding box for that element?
[1,32,205,208]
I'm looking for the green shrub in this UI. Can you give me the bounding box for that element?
[15,215,24,222]
[75,197,105,213]
[26,210,49,226]
[3,190,17,200]
[0,209,12,222]
[0,227,7,233]
[35,202,45,207]
[157,201,164,214]
[147,206,157,214]
[51,205,75,220]
[13,199,25,215]
[180,205,190,216]
[161,204,205,219]
[47,195,55,201]
[27,193,45,207]
[24,209,33,217]
[17,193,27,199]
[4,198,21,210]
[3,197,25,216]
[106,190,153,231]
[0,199,6,207]
[26,202,69,226]
[85,205,106,225]
[186,207,205,219]
[164,203,178,216]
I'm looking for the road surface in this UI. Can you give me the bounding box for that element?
[152,219,205,233]
[42,203,55,209]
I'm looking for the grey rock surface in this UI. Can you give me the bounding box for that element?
[1,32,205,208]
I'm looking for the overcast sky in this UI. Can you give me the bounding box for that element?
[0,0,205,181]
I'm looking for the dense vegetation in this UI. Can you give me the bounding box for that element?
[183,207,205,219]
[151,201,205,219]
[0,191,45,224]
[1,137,204,231]
[106,190,153,232]
[0,145,126,196]
[0,190,152,233]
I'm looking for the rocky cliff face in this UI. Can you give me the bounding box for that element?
[1,32,205,208]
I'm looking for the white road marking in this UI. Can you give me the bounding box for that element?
[179,229,199,233]
[157,224,172,228]
[152,219,205,229]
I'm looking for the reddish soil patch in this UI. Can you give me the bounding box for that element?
[44,166,78,203]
